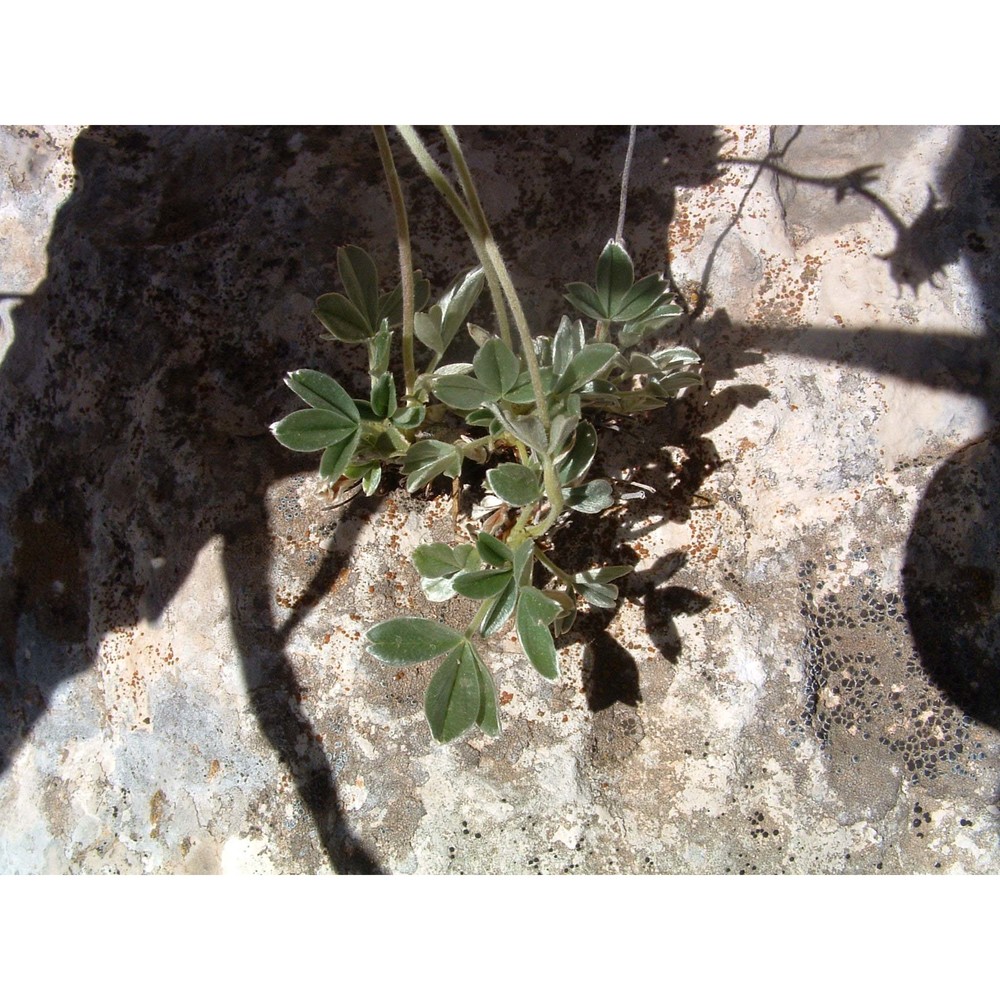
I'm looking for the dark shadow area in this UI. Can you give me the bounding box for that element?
[0,126,386,872]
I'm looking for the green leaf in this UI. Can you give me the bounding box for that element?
[369,373,397,419]
[433,373,497,410]
[476,531,513,566]
[627,352,661,376]
[492,408,549,453]
[425,642,482,743]
[365,617,463,665]
[619,301,683,348]
[595,240,635,316]
[315,292,374,343]
[548,412,580,457]
[474,653,501,737]
[452,568,512,600]
[480,577,518,636]
[379,273,430,328]
[467,323,493,348]
[367,321,392,376]
[422,576,460,602]
[487,463,542,507]
[575,580,619,609]
[391,404,425,430]
[647,370,703,395]
[284,370,361,424]
[563,478,615,513]
[338,245,380,329]
[554,343,618,395]
[651,345,701,369]
[516,587,561,680]
[402,439,463,492]
[552,316,585,376]
[564,282,608,322]
[533,335,553,367]
[473,339,520,398]
[512,540,534,587]
[361,464,382,496]
[413,543,465,579]
[413,309,444,356]
[549,589,577,638]
[575,565,633,584]
[318,426,361,481]
[438,267,485,350]
[270,408,358,452]
[610,272,670,323]
[557,422,597,484]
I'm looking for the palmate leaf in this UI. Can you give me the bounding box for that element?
[618,300,684,348]
[564,281,608,322]
[365,617,463,666]
[433,373,498,411]
[425,641,481,743]
[438,266,485,349]
[369,372,397,419]
[610,273,671,323]
[413,542,471,579]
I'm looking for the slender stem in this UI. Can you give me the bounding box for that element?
[594,319,610,343]
[396,126,478,236]
[473,243,514,351]
[534,546,575,588]
[441,126,494,248]
[397,127,514,351]
[399,125,551,429]
[615,125,637,245]
[373,127,417,397]
[479,235,550,428]
[440,128,543,417]
[464,600,491,639]
[526,457,564,537]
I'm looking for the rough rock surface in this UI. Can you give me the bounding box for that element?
[1,125,997,873]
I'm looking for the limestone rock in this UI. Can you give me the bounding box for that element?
[1,126,997,873]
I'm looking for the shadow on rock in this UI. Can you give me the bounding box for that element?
[0,125,385,872]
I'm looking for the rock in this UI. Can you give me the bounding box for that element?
[1,126,997,873]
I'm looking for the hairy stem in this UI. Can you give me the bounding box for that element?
[525,457,564,537]
[373,126,417,396]
[615,125,637,245]
[534,546,576,588]
[396,127,513,352]
[464,601,491,639]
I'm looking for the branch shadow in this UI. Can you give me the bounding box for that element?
[692,125,1000,731]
